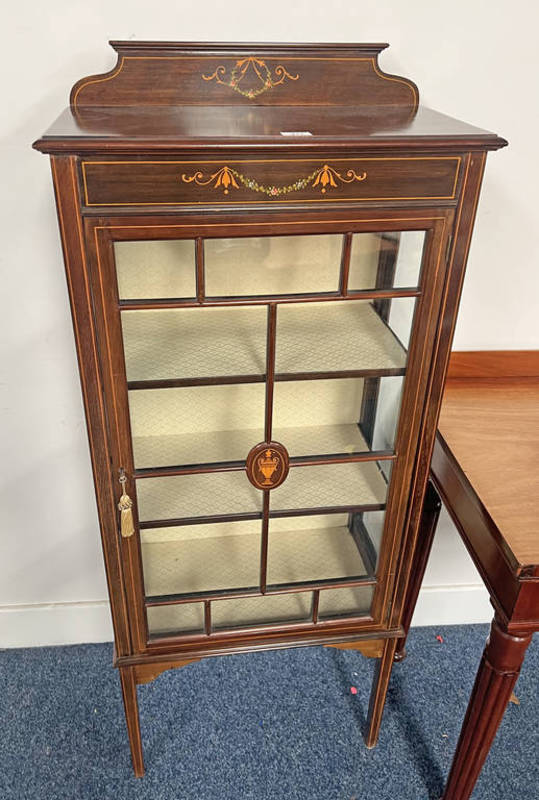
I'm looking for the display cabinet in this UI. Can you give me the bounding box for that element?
[33,41,506,776]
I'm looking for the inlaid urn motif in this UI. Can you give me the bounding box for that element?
[246,441,290,490]
[258,449,279,485]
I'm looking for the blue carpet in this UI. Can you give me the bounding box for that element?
[0,625,537,799]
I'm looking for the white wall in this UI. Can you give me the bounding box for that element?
[1,1,537,647]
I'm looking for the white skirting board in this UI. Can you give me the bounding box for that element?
[410,583,492,627]
[0,584,491,649]
[0,601,113,649]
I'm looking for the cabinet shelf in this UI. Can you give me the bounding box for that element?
[275,301,407,374]
[136,457,388,525]
[269,460,389,514]
[123,300,408,387]
[133,422,384,470]
[142,515,373,600]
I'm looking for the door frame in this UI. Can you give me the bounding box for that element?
[83,206,454,655]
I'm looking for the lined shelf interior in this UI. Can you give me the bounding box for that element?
[274,300,409,374]
[136,458,388,523]
[122,305,267,382]
[132,423,375,469]
[142,520,261,597]
[137,469,263,522]
[122,299,411,385]
[129,377,404,470]
[142,513,372,600]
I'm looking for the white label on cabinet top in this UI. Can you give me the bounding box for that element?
[279,131,313,136]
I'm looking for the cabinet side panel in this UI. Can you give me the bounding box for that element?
[50,155,132,656]
[389,152,488,628]
[370,214,453,624]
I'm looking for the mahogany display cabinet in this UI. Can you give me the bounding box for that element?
[33,41,506,776]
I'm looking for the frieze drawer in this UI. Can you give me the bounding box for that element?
[80,156,462,207]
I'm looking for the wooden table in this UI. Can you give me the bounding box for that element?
[399,352,539,799]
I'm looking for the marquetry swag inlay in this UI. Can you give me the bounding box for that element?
[202,57,299,99]
[181,164,368,196]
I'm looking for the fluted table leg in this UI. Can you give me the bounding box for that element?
[442,617,532,800]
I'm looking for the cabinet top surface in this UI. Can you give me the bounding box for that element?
[35,104,505,154]
[33,41,506,154]
[438,377,539,568]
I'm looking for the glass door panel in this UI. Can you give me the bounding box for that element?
[121,305,267,383]
[136,471,263,523]
[205,234,342,297]
[318,585,374,620]
[272,375,404,458]
[266,513,372,589]
[367,376,405,452]
[348,230,426,291]
[350,509,385,572]
[141,520,261,598]
[212,592,312,630]
[147,603,205,636]
[275,299,415,375]
[147,584,373,637]
[269,460,391,513]
[114,240,196,300]
[128,383,265,469]
[103,221,438,640]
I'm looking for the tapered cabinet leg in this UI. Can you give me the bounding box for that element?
[394,480,442,662]
[119,666,145,777]
[442,618,532,800]
[365,637,398,748]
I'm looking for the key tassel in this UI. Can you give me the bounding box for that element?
[118,471,135,538]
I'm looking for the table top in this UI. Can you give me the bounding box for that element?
[438,375,539,569]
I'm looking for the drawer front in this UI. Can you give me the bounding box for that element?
[81,156,461,207]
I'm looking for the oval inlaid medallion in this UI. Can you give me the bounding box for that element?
[246,441,290,490]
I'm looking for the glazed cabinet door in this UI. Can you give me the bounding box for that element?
[86,211,452,650]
